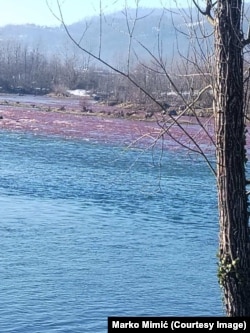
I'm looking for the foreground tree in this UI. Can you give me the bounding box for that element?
[53,0,250,315]
[212,0,250,316]
[193,0,250,316]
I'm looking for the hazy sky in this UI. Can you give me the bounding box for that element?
[0,0,191,26]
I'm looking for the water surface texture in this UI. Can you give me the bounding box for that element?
[0,131,223,332]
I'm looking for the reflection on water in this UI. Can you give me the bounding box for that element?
[0,131,223,332]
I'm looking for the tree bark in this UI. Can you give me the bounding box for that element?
[214,0,250,316]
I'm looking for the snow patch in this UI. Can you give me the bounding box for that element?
[67,89,90,97]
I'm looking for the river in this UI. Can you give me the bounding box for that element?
[0,130,223,332]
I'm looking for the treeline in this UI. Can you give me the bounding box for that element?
[0,41,93,95]
[0,40,212,109]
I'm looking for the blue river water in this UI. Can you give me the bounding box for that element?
[0,130,223,332]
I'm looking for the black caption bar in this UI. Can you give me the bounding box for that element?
[108,317,249,331]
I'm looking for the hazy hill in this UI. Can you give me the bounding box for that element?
[0,7,209,64]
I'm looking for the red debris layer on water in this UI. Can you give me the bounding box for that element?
[0,96,223,153]
[0,107,158,145]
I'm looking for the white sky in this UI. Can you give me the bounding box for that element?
[0,0,191,27]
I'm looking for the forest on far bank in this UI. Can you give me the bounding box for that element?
[0,40,214,116]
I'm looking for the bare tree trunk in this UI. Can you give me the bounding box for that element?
[214,0,250,316]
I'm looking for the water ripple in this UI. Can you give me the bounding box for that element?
[0,131,222,332]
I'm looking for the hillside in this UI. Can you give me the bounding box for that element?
[0,7,208,63]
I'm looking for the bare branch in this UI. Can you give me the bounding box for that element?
[53,0,216,175]
[192,0,216,25]
[242,24,250,46]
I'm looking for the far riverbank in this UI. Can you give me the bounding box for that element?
[0,93,217,151]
